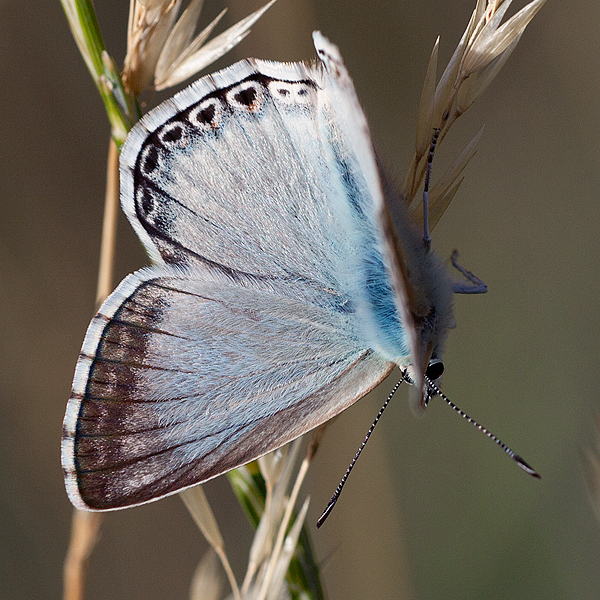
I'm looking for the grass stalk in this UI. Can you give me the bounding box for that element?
[63,138,121,600]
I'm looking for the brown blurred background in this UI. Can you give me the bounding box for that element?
[2,0,599,598]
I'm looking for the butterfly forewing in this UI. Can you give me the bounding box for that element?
[123,63,347,284]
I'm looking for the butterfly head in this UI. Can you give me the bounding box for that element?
[404,353,447,416]
[408,243,458,413]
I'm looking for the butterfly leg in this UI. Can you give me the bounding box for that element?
[450,250,488,294]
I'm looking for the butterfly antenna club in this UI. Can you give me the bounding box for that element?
[316,376,406,528]
[424,375,541,478]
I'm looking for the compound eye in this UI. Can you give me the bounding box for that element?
[426,358,444,380]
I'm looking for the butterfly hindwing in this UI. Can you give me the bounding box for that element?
[62,266,392,509]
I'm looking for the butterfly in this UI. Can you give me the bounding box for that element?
[62,32,502,511]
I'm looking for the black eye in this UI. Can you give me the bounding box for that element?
[426,359,444,380]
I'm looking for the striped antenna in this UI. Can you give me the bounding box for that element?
[422,128,440,252]
[424,375,540,478]
[316,375,407,528]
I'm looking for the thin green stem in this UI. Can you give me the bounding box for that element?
[60,0,138,145]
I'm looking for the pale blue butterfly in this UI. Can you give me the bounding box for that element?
[61,33,537,512]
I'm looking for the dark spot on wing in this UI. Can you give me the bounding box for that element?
[234,86,258,108]
[162,125,183,143]
[140,188,154,215]
[142,145,159,174]
[198,103,216,124]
